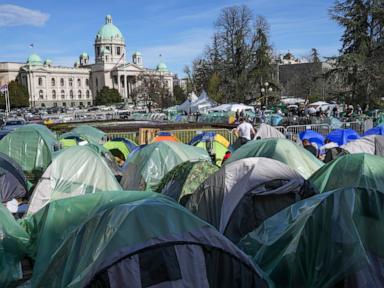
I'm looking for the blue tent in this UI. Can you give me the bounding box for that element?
[363,125,384,136]
[327,128,360,146]
[299,130,325,148]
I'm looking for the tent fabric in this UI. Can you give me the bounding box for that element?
[27,145,122,215]
[59,138,79,149]
[239,187,384,288]
[22,192,270,288]
[226,138,323,179]
[62,125,107,144]
[255,124,285,139]
[209,104,255,113]
[104,138,137,160]
[0,124,59,177]
[177,92,199,113]
[363,124,384,136]
[309,153,384,193]
[156,160,219,204]
[152,135,179,143]
[0,203,30,286]
[190,91,216,113]
[0,153,27,202]
[299,130,325,147]
[185,157,315,242]
[327,128,360,146]
[120,142,211,190]
[342,135,384,156]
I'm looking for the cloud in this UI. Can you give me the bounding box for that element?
[0,4,49,27]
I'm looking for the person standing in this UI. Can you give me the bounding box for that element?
[235,109,240,123]
[235,118,256,146]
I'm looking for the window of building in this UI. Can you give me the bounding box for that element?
[116,47,121,55]
[70,90,74,99]
[63,102,66,107]
[79,102,84,107]
[86,90,90,98]
[97,47,100,56]
[61,90,65,99]
[106,56,109,62]
[60,78,64,86]
[39,90,44,99]
[51,78,55,86]
[106,46,110,51]
[52,90,56,99]
[71,102,75,107]
[86,79,89,86]
[87,102,91,106]
[69,78,73,87]
[78,90,82,99]
[77,78,81,87]
[53,103,58,107]
[38,77,43,86]
[41,103,45,108]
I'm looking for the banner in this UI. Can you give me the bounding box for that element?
[0,83,8,94]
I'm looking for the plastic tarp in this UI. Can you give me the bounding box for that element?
[0,153,27,202]
[226,138,323,179]
[177,92,198,113]
[27,145,122,215]
[0,204,30,287]
[186,157,315,243]
[327,128,360,146]
[156,160,219,204]
[239,187,384,288]
[0,124,59,176]
[342,135,384,156]
[190,91,216,113]
[22,191,270,288]
[363,125,384,136]
[121,142,211,190]
[309,153,384,193]
[209,104,255,113]
[255,124,285,139]
[299,130,325,148]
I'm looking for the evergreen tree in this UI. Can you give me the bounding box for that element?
[310,48,321,63]
[95,86,122,105]
[0,81,29,108]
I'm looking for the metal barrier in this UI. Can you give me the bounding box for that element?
[107,132,138,143]
[273,126,287,135]
[341,121,365,135]
[286,124,331,140]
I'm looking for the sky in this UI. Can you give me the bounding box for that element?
[0,0,343,76]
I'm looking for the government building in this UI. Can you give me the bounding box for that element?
[0,15,174,108]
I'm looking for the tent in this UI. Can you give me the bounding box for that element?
[363,124,384,136]
[60,125,107,144]
[152,133,179,143]
[239,187,384,288]
[185,157,315,243]
[23,191,270,288]
[226,138,323,179]
[121,142,211,190]
[0,124,59,180]
[209,103,255,113]
[299,130,325,148]
[255,124,285,139]
[189,132,230,166]
[0,153,28,202]
[0,204,30,287]
[327,128,360,146]
[103,137,137,160]
[341,135,384,156]
[190,91,216,113]
[177,92,198,113]
[309,153,384,193]
[156,160,219,204]
[27,145,122,215]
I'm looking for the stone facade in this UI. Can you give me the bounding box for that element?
[0,15,174,108]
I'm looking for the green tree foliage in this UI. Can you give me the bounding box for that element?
[311,48,321,63]
[0,81,29,108]
[207,72,224,102]
[330,0,384,105]
[173,85,187,104]
[94,86,122,105]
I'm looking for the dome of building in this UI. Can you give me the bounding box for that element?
[44,59,52,65]
[133,51,142,56]
[156,61,168,72]
[96,15,124,41]
[26,53,42,65]
[81,52,89,58]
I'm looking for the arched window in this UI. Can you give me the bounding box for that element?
[39,90,44,99]
[60,78,64,86]
[52,90,56,99]
[70,90,74,99]
[38,77,43,86]
[69,78,73,87]
[78,90,82,99]
[86,79,89,86]
[77,78,81,87]
[86,90,90,98]
[61,90,65,99]
[51,78,55,86]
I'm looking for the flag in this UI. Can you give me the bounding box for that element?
[29,44,34,48]
[0,83,8,94]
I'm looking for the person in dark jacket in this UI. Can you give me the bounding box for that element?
[302,139,318,157]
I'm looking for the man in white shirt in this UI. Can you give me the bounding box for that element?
[235,118,256,145]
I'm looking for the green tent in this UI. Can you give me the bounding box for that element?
[103,138,137,160]
[59,138,78,148]
[0,204,30,286]
[60,124,106,145]
[226,138,323,179]
[239,187,384,288]
[155,160,219,204]
[120,142,211,190]
[22,191,270,287]
[27,145,122,215]
[309,153,384,193]
[0,124,59,181]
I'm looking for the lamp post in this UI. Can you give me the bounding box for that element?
[260,82,273,108]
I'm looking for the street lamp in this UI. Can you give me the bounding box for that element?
[260,82,273,107]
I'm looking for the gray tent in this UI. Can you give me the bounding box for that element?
[255,124,285,139]
[342,135,384,156]
[185,157,315,242]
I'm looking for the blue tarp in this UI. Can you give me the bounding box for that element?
[299,130,325,148]
[189,132,217,145]
[327,128,360,146]
[363,125,384,136]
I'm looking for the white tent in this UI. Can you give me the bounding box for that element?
[177,92,199,113]
[190,91,216,113]
[281,97,306,105]
[255,124,286,139]
[209,103,255,113]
